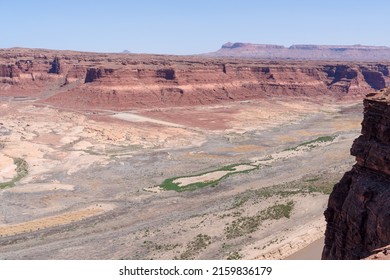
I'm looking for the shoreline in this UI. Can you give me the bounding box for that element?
[285,237,324,260]
[249,218,326,260]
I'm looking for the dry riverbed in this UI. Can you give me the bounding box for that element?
[0,97,362,259]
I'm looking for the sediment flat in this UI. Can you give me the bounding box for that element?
[0,96,362,259]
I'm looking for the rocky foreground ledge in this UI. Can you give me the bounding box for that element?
[322,88,390,260]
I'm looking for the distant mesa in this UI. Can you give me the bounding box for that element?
[221,42,284,49]
[122,50,131,54]
[208,42,390,61]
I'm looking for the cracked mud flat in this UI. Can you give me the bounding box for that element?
[0,97,362,259]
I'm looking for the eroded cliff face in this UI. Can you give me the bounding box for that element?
[322,89,390,260]
[1,48,390,109]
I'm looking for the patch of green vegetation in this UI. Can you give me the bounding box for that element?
[304,177,320,182]
[299,135,336,146]
[307,183,334,195]
[227,251,242,260]
[256,187,305,199]
[253,188,274,199]
[0,182,15,190]
[221,243,233,250]
[142,240,180,251]
[231,195,251,209]
[0,158,28,189]
[159,177,215,192]
[225,216,262,239]
[160,163,258,192]
[83,148,102,156]
[285,135,337,151]
[261,201,294,219]
[14,158,28,179]
[179,234,212,260]
[218,163,247,171]
[225,201,295,239]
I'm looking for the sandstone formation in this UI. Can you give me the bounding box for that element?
[322,88,390,260]
[208,42,390,61]
[1,48,390,110]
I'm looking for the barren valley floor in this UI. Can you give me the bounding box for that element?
[0,97,362,259]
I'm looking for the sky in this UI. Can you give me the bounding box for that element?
[1,0,390,55]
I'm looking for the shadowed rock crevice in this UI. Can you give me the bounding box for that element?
[84,68,114,83]
[0,65,14,78]
[85,68,103,83]
[156,68,176,80]
[361,70,385,90]
[48,57,61,74]
[325,65,358,85]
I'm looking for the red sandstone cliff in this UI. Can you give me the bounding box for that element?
[322,89,390,260]
[1,48,390,109]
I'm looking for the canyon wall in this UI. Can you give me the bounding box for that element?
[322,89,390,260]
[1,48,390,109]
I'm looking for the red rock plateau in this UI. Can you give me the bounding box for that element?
[1,48,390,110]
[208,42,390,61]
[323,88,390,260]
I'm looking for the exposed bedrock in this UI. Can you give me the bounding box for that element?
[322,89,390,260]
[1,48,390,108]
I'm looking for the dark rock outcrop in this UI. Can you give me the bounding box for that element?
[84,68,114,83]
[322,89,390,260]
[156,68,176,80]
[0,65,14,78]
[48,57,61,74]
[85,68,103,83]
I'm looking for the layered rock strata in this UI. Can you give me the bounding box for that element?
[210,42,390,61]
[322,89,390,260]
[1,48,390,109]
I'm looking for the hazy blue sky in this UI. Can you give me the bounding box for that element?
[2,0,390,54]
